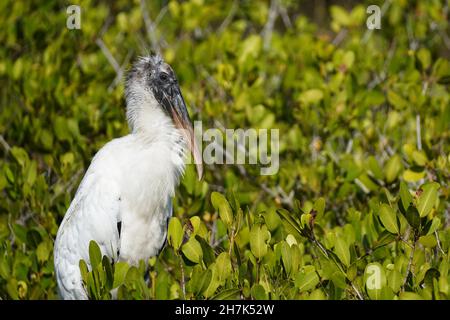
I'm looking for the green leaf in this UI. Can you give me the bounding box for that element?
[182,237,203,264]
[417,182,439,218]
[10,147,29,167]
[26,230,42,249]
[367,156,384,180]
[388,270,402,293]
[399,181,412,214]
[299,89,324,105]
[334,237,350,267]
[203,264,221,298]
[89,240,102,269]
[195,235,215,267]
[36,241,51,263]
[417,48,431,69]
[79,259,89,284]
[364,263,387,300]
[113,262,130,288]
[404,205,421,230]
[322,260,347,289]
[211,192,233,227]
[379,204,399,234]
[249,224,270,259]
[423,268,440,290]
[215,252,232,285]
[412,150,428,166]
[313,197,326,219]
[277,208,303,238]
[295,266,319,292]
[167,217,183,250]
[399,292,423,300]
[280,241,292,275]
[102,256,113,290]
[189,266,212,296]
[419,235,437,248]
[425,217,441,236]
[403,170,425,182]
[330,6,351,27]
[251,284,268,299]
[384,155,402,183]
[212,288,241,300]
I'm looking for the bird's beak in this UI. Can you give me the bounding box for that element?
[165,86,203,180]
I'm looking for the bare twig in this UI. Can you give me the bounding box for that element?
[140,0,161,54]
[435,231,446,255]
[212,235,228,248]
[96,38,120,74]
[351,283,364,300]
[262,0,279,50]
[416,114,422,151]
[154,5,168,27]
[402,234,417,290]
[0,135,11,153]
[278,4,292,29]
[178,254,186,298]
[332,29,348,46]
[50,169,84,203]
[217,0,238,34]
[108,49,134,92]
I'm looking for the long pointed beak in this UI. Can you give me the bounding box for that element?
[167,86,203,180]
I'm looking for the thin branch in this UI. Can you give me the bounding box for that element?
[402,234,417,290]
[96,38,120,74]
[435,230,446,255]
[262,0,279,50]
[140,0,161,54]
[278,4,292,29]
[332,29,348,46]
[0,135,11,153]
[178,254,186,299]
[416,114,422,151]
[50,169,84,203]
[108,49,134,92]
[351,283,364,300]
[212,235,228,248]
[217,0,238,34]
[154,5,168,27]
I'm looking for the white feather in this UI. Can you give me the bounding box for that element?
[54,85,186,299]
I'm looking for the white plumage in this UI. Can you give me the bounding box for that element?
[54,55,202,299]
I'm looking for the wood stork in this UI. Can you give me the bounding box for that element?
[54,55,203,299]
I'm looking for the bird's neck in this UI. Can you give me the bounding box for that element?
[128,103,187,178]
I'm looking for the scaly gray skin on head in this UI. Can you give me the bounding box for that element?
[125,55,203,179]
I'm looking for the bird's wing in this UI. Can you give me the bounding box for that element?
[54,159,122,299]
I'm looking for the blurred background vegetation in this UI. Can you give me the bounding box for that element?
[0,0,449,300]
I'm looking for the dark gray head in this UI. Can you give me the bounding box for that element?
[125,55,185,117]
[125,55,203,179]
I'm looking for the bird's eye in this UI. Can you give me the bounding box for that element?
[159,72,169,82]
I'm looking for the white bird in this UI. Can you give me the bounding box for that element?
[54,55,203,299]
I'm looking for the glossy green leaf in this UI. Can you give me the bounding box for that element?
[211,192,233,227]
[89,240,102,269]
[182,237,203,264]
[249,224,270,259]
[334,237,350,268]
[295,266,320,292]
[417,182,439,218]
[168,217,183,251]
[379,204,399,234]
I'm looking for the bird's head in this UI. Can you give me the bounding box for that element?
[125,55,203,179]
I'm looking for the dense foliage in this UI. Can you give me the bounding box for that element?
[0,0,449,300]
